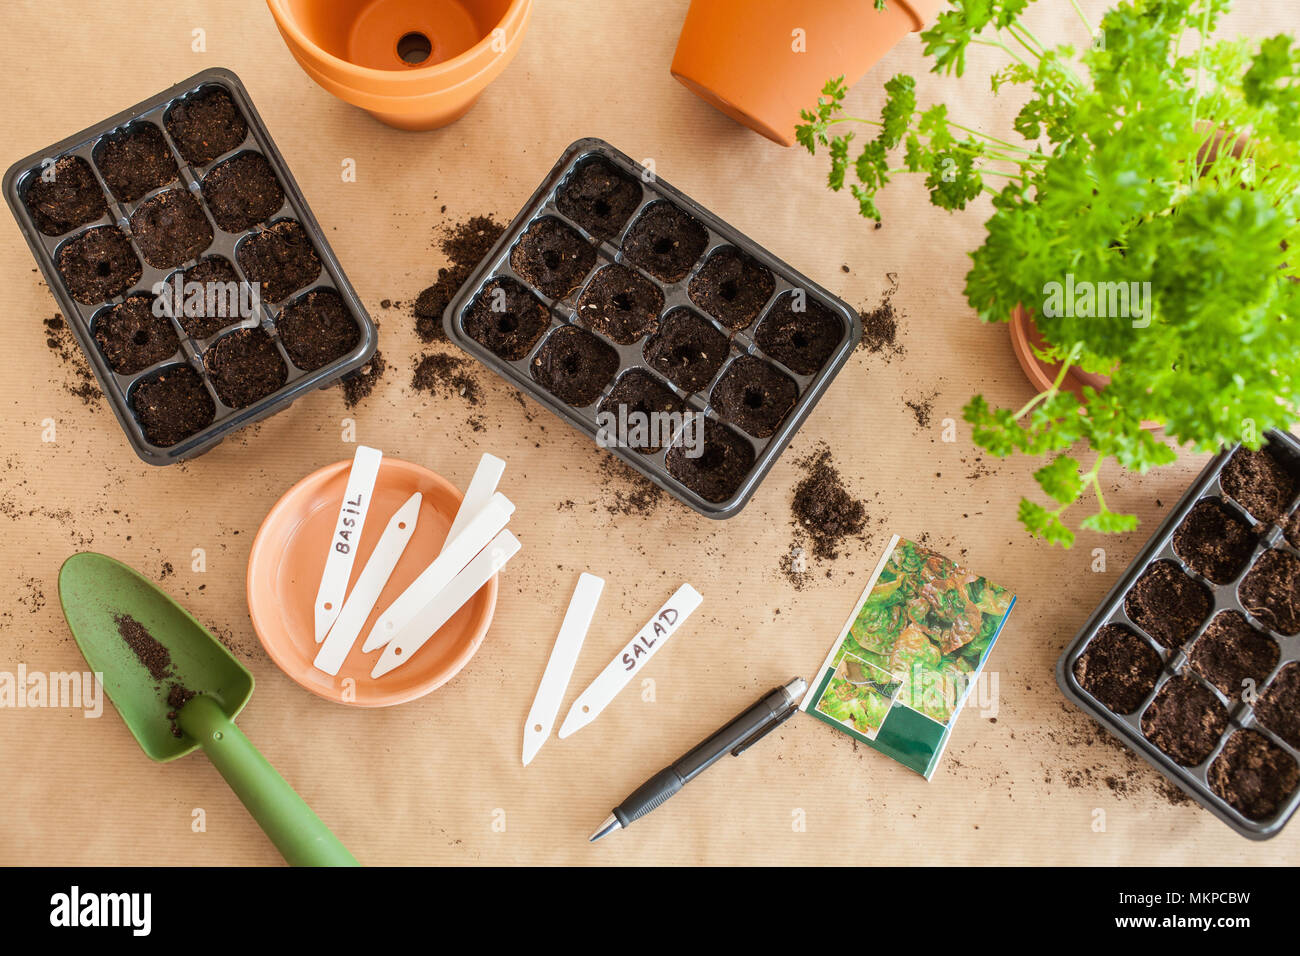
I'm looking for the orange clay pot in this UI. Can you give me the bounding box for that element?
[266,0,533,130]
[670,0,942,146]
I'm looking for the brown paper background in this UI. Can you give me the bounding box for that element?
[2,0,1296,865]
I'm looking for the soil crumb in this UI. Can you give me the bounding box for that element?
[788,443,867,573]
[413,214,506,343]
[411,351,483,406]
[42,314,101,405]
[600,456,664,517]
[858,273,904,360]
[905,390,936,429]
[341,349,386,408]
[165,683,196,738]
[116,613,173,682]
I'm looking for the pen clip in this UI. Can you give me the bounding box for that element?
[729,705,796,757]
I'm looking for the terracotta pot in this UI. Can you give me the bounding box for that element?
[266,0,533,130]
[670,0,942,146]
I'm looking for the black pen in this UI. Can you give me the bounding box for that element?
[589,677,808,842]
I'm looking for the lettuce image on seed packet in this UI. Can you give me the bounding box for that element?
[803,534,1015,778]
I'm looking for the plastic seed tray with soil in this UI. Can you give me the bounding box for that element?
[3,68,375,464]
[1058,431,1300,838]
[444,138,861,517]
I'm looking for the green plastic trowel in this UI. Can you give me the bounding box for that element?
[58,552,358,866]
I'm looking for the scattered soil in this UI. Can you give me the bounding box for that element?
[530,325,619,406]
[236,220,321,302]
[1073,623,1163,714]
[131,365,215,446]
[24,156,107,235]
[1140,675,1228,767]
[754,293,843,375]
[1209,729,1299,821]
[57,226,142,303]
[509,216,595,299]
[597,369,687,454]
[576,263,663,344]
[555,155,642,239]
[905,392,936,429]
[165,683,196,738]
[789,444,867,561]
[168,256,242,339]
[859,276,904,359]
[622,201,708,283]
[1239,549,1300,635]
[599,455,664,517]
[201,152,284,232]
[687,246,774,330]
[412,351,483,405]
[1173,498,1256,583]
[93,294,179,374]
[1190,611,1280,700]
[711,355,797,438]
[463,277,550,359]
[1123,560,1212,650]
[129,188,213,269]
[42,314,101,404]
[165,86,248,166]
[276,287,360,370]
[116,613,173,681]
[341,349,386,407]
[93,122,177,202]
[1220,445,1297,525]
[413,215,505,343]
[665,417,754,503]
[643,307,729,392]
[204,327,287,407]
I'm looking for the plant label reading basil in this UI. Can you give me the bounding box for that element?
[313,445,382,644]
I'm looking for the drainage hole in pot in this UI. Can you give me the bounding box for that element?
[397,32,432,65]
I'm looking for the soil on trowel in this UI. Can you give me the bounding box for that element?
[463,277,550,360]
[755,294,843,375]
[1189,611,1279,700]
[711,355,797,439]
[93,122,178,203]
[165,683,197,738]
[131,365,215,446]
[93,294,179,374]
[665,417,754,504]
[414,214,505,343]
[202,151,284,232]
[788,443,867,566]
[1239,549,1300,635]
[1073,623,1163,715]
[236,219,321,302]
[340,350,386,408]
[510,216,595,300]
[1123,560,1212,650]
[43,314,101,405]
[621,201,708,283]
[1254,662,1300,751]
[576,263,663,344]
[687,247,774,330]
[276,288,360,370]
[1209,729,1299,821]
[117,613,173,681]
[129,188,213,269]
[24,156,107,236]
[56,225,142,304]
[1172,498,1256,584]
[1139,674,1228,767]
[1220,445,1297,525]
[643,307,729,392]
[555,155,642,240]
[165,86,249,166]
[204,327,287,408]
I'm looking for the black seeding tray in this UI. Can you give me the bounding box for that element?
[1058,430,1300,839]
[444,137,861,518]
[4,67,376,465]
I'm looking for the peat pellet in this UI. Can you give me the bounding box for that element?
[1255,663,1300,750]
[1072,623,1163,715]
[202,152,284,232]
[555,155,642,239]
[530,325,619,407]
[510,216,595,299]
[755,293,844,375]
[622,201,708,283]
[576,263,664,344]
[1209,729,1299,821]
[168,256,244,340]
[1239,549,1300,635]
[93,122,177,203]
[1220,445,1297,525]
[93,294,179,374]
[131,365,215,446]
[710,355,797,439]
[1189,611,1279,701]
[598,369,689,455]
[56,226,142,303]
[276,288,360,370]
[165,86,249,166]
[687,246,774,330]
[1172,498,1256,584]
[666,417,754,503]
[643,307,729,392]
[203,327,287,408]
[236,220,321,302]
[1123,560,1212,650]
[1140,674,1228,767]
[24,156,107,236]
[463,277,549,360]
[129,188,213,269]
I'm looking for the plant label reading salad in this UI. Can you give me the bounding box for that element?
[804,536,1015,779]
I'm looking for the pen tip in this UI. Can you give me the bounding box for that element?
[588,813,621,843]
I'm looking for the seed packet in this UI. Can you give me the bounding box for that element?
[802,534,1016,778]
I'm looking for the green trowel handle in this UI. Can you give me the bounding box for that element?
[179,695,359,867]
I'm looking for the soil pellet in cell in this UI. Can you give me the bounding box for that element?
[755,293,845,375]
[276,288,360,370]
[687,246,774,330]
[168,256,243,339]
[643,307,729,392]
[1238,549,1300,635]
[1254,662,1300,751]
[530,325,619,406]
[666,417,754,503]
[1140,675,1228,766]
[93,294,179,374]
[202,152,284,232]
[1220,445,1297,525]
[1123,560,1212,650]
[1209,729,1299,821]
[576,263,664,344]
[463,277,549,360]
[555,155,642,239]
[1190,611,1280,700]
[1172,497,1256,584]
[622,201,708,283]
[56,226,142,303]
[510,216,595,299]
[1285,509,1300,549]
[236,220,321,302]
[116,613,173,681]
[710,355,797,439]
[204,327,287,407]
[24,156,107,235]
[129,188,213,269]
[165,86,249,166]
[93,122,178,203]
[131,365,215,446]
[598,369,688,455]
[1073,623,1163,715]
